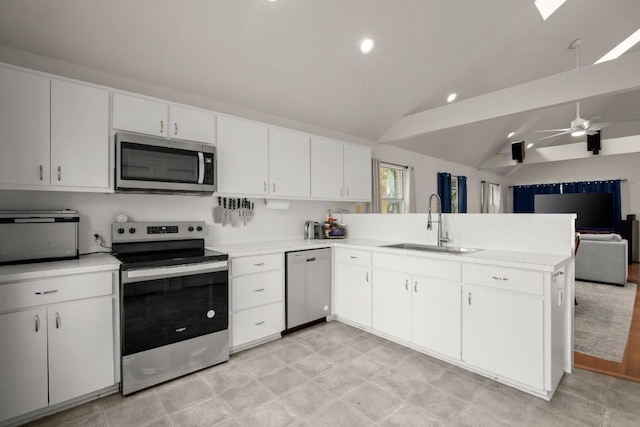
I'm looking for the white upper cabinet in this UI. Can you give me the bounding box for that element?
[112,92,168,137]
[0,67,50,187]
[343,143,372,201]
[217,115,269,196]
[310,136,344,200]
[51,80,109,189]
[268,127,310,198]
[112,92,215,144]
[169,105,215,144]
[311,137,372,201]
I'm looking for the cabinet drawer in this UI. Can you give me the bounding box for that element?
[232,270,283,311]
[462,264,543,295]
[232,302,283,347]
[232,253,283,276]
[336,248,371,267]
[374,253,461,282]
[0,271,114,313]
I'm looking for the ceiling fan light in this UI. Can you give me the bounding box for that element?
[571,130,586,137]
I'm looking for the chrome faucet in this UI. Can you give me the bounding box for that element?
[427,193,449,246]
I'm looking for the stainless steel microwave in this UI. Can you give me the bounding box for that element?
[115,132,216,194]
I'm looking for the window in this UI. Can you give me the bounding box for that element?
[380,163,406,214]
[481,181,501,213]
[451,176,458,214]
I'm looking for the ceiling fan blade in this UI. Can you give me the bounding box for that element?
[534,128,571,133]
[537,131,571,141]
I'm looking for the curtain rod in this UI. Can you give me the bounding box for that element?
[508,179,627,188]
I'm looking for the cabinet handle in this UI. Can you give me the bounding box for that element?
[340,188,343,197]
[55,312,61,329]
[366,272,369,282]
[39,165,43,181]
[174,122,178,135]
[57,166,62,181]
[263,181,267,192]
[35,314,40,333]
[255,321,265,326]
[272,183,276,193]
[558,289,564,305]
[160,120,164,133]
[346,188,349,197]
[491,276,508,281]
[405,279,408,291]
[254,262,265,267]
[350,256,358,259]
[414,282,418,293]
[34,290,58,295]
[468,292,472,305]
[254,288,265,292]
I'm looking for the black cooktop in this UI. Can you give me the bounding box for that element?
[112,239,228,270]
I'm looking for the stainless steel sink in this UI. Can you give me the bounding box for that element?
[380,243,482,254]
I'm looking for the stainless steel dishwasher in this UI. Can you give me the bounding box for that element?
[285,248,331,330]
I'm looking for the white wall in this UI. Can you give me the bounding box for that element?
[0,190,356,254]
[374,145,507,213]
[507,152,639,216]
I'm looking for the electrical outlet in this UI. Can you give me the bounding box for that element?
[92,230,104,245]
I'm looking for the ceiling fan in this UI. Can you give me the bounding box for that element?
[535,39,615,141]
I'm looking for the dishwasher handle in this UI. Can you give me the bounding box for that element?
[306,257,316,262]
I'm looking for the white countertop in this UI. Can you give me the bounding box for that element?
[207,239,571,272]
[0,253,120,284]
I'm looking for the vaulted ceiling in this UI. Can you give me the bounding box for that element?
[1,0,639,170]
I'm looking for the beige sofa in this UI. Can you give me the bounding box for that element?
[575,233,628,285]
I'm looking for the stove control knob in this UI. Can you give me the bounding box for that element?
[117,228,125,234]
[188,226,195,232]
[129,227,136,234]
[196,226,203,232]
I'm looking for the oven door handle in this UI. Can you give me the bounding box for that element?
[197,152,205,184]
[123,261,228,283]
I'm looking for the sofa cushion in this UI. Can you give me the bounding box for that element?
[580,233,622,242]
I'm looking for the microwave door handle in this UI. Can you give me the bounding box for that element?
[197,152,205,184]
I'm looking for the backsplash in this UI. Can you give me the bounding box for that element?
[0,190,359,254]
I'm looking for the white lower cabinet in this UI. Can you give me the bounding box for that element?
[334,249,372,328]
[462,284,544,390]
[0,271,116,424]
[231,253,284,349]
[372,269,411,341]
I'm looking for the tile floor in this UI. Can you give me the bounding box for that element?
[29,321,640,426]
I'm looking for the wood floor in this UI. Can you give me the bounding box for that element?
[574,262,640,382]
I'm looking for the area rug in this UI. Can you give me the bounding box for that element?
[574,280,637,363]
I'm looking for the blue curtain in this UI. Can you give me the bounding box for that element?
[437,172,452,213]
[561,180,622,232]
[457,176,467,213]
[513,184,561,213]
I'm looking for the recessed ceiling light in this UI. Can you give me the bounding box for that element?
[507,131,515,138]
[447,93,457,103]
[527,143,535,149]
[571,130,586,137]
[534,0,567,21]
[595,28,640,64]
[360,39,375,54]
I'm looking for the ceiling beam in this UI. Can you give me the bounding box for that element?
[380,51,640,143]
[478,134,640,169]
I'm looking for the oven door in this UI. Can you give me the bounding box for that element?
[116,132,215,193]
[121,260,228,356]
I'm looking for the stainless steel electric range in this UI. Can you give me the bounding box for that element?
[111,221,229,395]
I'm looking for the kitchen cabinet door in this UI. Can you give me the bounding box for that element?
[51,79,110,189]
[335,263,372,328]
[310,136,344,200]
[0,308,48,423]
[217,115,269,196]
[47,296,114,405]
[343,143,372,201]
[372,269,412,341]
[412,276,461,360]
[269,127,310,198]
[0,67,50,187]
[169,105,215,144]
[112,92,168,137]
[462,285,544,390]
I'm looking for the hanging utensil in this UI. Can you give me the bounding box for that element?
[222,198,227,226]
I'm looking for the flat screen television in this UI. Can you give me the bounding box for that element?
[534,192,615,231]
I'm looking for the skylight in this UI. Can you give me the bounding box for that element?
[594,28,640,64]
[534,0,567,21]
